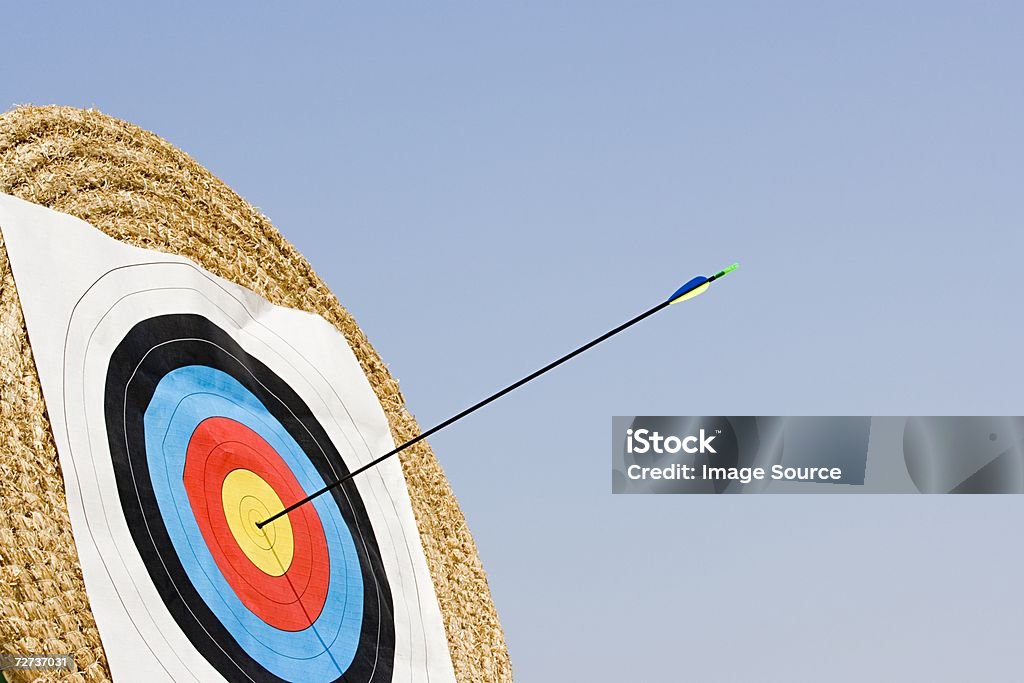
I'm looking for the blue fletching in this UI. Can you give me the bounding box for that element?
[667,276,708,303]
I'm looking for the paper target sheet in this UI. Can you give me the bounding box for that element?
[0,193,456,683]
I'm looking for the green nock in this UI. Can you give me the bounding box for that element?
[713,262,739,279]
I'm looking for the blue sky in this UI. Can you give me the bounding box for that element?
[5,3,1024,680]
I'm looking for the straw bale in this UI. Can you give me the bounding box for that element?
[0,105,511,683]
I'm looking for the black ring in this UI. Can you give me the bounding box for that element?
[104,313,395,683]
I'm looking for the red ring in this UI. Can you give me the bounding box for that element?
[183,417,329,631]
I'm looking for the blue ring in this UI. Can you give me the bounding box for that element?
[144,365,364,682]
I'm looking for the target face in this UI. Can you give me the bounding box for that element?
[106,314,391,681]
[0,194,456,682]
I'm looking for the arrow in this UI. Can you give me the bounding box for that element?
[257,262,739,528]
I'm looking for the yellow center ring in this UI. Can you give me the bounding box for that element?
[221,469,294,576]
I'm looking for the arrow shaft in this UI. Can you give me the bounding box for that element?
[258,298,671,528]
[258,264,740,528]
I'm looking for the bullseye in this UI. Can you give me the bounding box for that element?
[221,469,294,576]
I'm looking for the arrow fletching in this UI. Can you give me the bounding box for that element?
[666,263,739,304]
[667,276,709,304]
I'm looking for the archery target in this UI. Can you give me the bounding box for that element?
[0,193,456,682]
[106,314,386,680]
